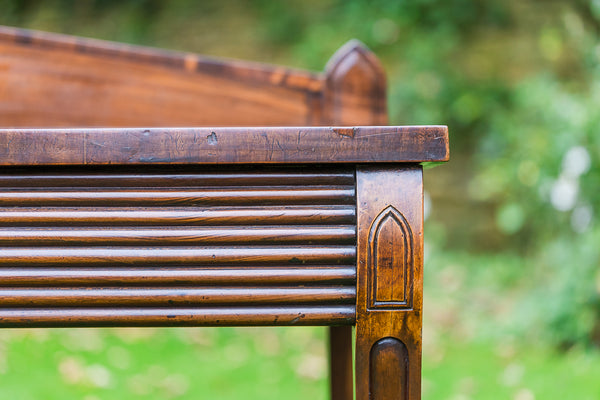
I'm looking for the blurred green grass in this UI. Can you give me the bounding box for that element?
[1,324,599,399]
[0,327,328,400]
[423,340,600,399]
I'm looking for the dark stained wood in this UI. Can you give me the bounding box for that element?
[0,306,355,328]
[0,206,356,226]
[0,126,449,165]
[0,226,355,245]
[0,25,450,399]
[325,39,387,400]
[324,40,387,126]
[329,325,355,400]
[0,187,354,206]
[355,166,424,400]
[0,169,355,187]
[368,206,413,308]
[370,338,408,400]
[0,246,356,266]
[0,266,357,286]
[0,166,358,339]
[0,286,356,307]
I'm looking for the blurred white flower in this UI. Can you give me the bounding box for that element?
[562,146,591,178]
[514,388,535,400]
[571,204,593,233]
[86,364,112,388]
[550,175,578,211]
[423,190,432,221]
[500,363,524,387]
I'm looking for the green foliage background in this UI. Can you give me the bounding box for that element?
[0,0,599,399]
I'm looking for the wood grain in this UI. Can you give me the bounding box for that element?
[0,226,355,245]
[0,187,354,206]
[0,306,355,328]
[323,39,387,400]
[324,40,387,126]
[0,246,356,266]
[0,206,356,226]
[368,206,413,309]
[0,126,449,165]
[0,25,451,398]
[0,166,357,331]
[0,169,355,187]
[370,338,408,400]
[0,266,356,286]
[355,166,424,400]
[0,26,322,128]
[0,286,356,307]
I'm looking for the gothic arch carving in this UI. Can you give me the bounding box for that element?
[367,205,414,310]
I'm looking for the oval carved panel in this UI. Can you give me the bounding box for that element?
[369,337,409,400]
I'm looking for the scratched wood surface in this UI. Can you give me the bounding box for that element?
[0,126,448,165]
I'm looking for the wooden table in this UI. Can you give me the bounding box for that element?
[0,26,449,400]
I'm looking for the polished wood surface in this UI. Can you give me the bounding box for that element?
[0,247,355,265]
[0,286,355,307]
[0,26,320,127]
[0,168,355,186]
[0,188,354,206]
[355,166,424,400]
[0,166,357,328]
[0,226,355,245]
[0,306,355,328]
[0,126,448,165]
[0,25,450,399]
[324,40,387,126]
[0,206,355,226]
[0,267,356,286]
[370,338,409,400]
[0,26,392,128]
[324,36,388,400]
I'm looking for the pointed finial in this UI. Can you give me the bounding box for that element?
[323,40,387,125]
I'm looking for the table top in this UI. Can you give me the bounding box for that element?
[0,126,448,165]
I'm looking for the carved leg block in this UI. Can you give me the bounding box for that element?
[355,166,423,400]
